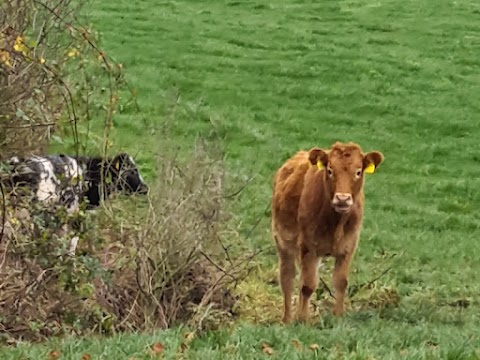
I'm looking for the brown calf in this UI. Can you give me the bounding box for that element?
[271,142,384,323]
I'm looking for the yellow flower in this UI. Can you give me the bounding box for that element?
[13,35,28,56]
[39,57,45,64]
[0,50,12,67]
[13,36,23,50]
[67,48,80,58]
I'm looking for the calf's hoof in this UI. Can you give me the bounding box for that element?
[297,312,309,324]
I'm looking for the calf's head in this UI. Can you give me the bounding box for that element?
[308,142,384,214]
[108,153,149,195]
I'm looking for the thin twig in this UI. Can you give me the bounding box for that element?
[228,244,270,272]
[0,182,5,245]
[217,235,233,267]
[349,266,392,299]
[223,175,255,199]
[319,276,335,299]
[2,122,56,129]
[243,202,270,241]
[118,293,140,328]
[366,266,392,287]
[33,0,143,126]
[0,237,10,270]
[32,20,46,56]
[199,250,235,280]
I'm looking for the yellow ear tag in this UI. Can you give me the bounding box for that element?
[115,161,120,170]
[316,161,324,170]
[364,163,375,174]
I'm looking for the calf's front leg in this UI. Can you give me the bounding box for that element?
[332,251,354,316]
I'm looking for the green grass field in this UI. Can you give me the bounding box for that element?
[3,0,480,358]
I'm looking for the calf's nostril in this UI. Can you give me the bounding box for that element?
[334,194,353,204]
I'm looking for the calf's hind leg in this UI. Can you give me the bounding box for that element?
[298,247,320,323]
[275,236,296,324]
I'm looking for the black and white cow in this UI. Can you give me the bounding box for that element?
[2,152,148,212]
[1,152,148,255]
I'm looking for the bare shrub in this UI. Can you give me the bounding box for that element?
[0,0,254,342]
[0,135,255,340]
[94,138,249,332]
[0,192,103,338]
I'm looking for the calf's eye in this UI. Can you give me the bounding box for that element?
[327,168,333,177]
[355,170,362,178]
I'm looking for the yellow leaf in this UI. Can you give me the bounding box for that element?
[184,331,196,343]
[81,354,92,360]
[13,36,28,56]
[291,338,303,350]
[67,48,80,58]
[48,350,61,359]
[150,342,164,355]
[0,56,10,66]
[0,50,11,67]
[309,343,320,351]
[13,36,23,49]
[39,57,45,64]
[262,343,274,355]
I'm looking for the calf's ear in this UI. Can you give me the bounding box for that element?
[111,153,129,170]
[308,148,329,169]
[363,151,384,174]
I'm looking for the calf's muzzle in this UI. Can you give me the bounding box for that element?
[332,192,353,213]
